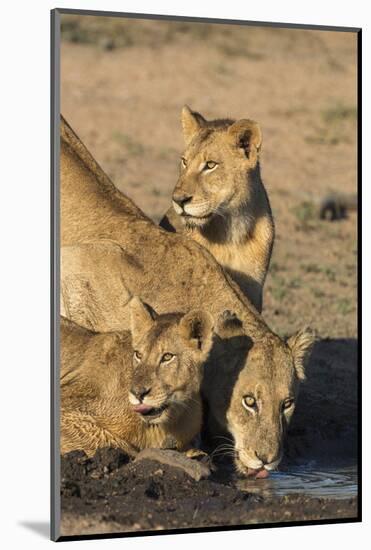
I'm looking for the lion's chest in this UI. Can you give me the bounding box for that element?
[208,240,265,283]
[191,216,273,285]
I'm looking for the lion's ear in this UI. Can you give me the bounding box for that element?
[228,119,262,157]
[179,310,214,356]
[181,105,206,145]
[129,296,157,346]
[216,310,245,338]
[287,327,317,381]
[215,310,252,350]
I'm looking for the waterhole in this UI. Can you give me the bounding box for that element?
[236,465,358,500]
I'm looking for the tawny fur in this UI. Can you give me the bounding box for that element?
[60,112,264,334]
[203,314,316,473]
[61,298,214,456]
[60,115,314,472]
[160,106,274,312]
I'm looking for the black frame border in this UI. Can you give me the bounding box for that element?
[51,7,362,542]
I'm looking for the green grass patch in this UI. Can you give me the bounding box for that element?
[321,104,357,124]
[305,132,349,146]
[112,132,145,156]
[302,263,336,281]
[288,278,302,289]
[337,298,354,315]
[291,201,317,230]
[218,43,263,59]
[305,102,356,146]
[312,287,326,299]
[271,286,287,302]
[269,275,287,302]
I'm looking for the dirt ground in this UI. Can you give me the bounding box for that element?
[59,15,359,537]
[60,448,357,538]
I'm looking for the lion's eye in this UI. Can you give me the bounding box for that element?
[242,395,256,410]
[282,398,294,411]
[205,161,217,170]
[181,157,187,168]
[133,350,142,362]
[161,353,175,363]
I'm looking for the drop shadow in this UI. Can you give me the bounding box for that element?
[18,521,50,539]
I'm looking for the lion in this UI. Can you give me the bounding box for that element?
[59,115,314,476]
[61,296,214,456]
[202,312,315,477]
[160,106,275,312]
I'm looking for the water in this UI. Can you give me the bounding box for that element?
[236,465,358,500]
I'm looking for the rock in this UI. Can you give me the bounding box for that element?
[134,449,211,481]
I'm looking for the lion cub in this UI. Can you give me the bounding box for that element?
[61,297,214,456]
[160,106,274,313]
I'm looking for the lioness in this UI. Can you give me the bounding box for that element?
[61,297,214,456]
[203,312,315,476]
[60,116,314,475]
[160,106,274,312]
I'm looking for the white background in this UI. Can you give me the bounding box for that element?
[0,0,368,547]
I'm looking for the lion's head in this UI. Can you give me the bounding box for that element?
[171,105,262,229]
[205,312,315,476]
[128,296,214,426]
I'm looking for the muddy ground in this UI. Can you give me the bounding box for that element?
[60,449,357,537]
[59,15,359,537]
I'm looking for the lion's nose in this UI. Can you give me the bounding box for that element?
[255,452,269,465]
[131,386,151,401]
[255,453,267,464]
[173,192,193,208]
[256,450,279,465]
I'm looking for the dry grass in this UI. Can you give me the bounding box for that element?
[60,15,357,339]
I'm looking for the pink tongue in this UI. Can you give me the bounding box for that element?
[247,468,269,479]
[132,404,153,414]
